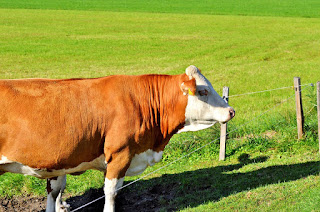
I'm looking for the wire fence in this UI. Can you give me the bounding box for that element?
[70,82,316,212]
[228,83,313,98]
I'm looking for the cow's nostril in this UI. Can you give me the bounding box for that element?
[229,109,235,118]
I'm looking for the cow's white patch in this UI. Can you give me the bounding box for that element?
[104,178,124,195]
[177,94,217,133]
[46,175,69,212]
[50,175,67,194]
[55,192,70,212]
[46,192,55,212]
[177,122,215,133]
[0,150,162,178]
[0,155,106,178]
[125,150,163,176]
[104,177,124,212]
[0,156,11,164]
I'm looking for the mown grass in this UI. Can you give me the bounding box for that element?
[0,1,320,211]
[0,0,320,18]
[0,8,319,116]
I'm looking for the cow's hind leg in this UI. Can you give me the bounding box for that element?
[46,175,70,212]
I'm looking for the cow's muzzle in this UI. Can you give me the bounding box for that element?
[221,108,235,124]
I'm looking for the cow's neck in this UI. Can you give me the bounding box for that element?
[135,74,189,151]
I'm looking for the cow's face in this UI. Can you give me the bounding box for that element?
[179,65,235,132]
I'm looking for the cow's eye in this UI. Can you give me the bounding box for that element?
[198,89,208,96]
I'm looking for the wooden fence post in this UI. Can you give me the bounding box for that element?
[294,77,304,139]
[219,86,229,161]
[317,81,320,154]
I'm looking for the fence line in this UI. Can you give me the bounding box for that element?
[228,83,313,98]
[70,85,307,212]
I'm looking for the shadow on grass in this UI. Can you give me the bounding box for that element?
[67,155,320,212]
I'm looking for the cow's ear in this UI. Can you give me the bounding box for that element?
[180,78,196,96]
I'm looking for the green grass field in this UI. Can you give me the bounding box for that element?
[1,0,320,18]
[0,0,320,211]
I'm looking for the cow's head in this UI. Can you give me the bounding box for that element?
[179,65,235,132]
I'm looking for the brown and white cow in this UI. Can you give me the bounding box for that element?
[0,65,235,212]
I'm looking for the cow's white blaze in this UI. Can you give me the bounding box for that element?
[0,155,106,178]
[179,65,234,133]
[126,150,163,176]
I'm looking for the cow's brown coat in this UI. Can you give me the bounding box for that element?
[0,74,196,180]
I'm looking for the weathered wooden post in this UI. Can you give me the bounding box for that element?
[294,77,304,139]
[317,81,320,154]
[219,86,229,161]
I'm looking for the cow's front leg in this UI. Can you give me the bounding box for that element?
[104,148,131,212]
[104,177,124,212]
[46,175,70,212]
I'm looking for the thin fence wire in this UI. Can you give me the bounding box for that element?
[228,83,313,98]
[302,97,318,121]
[70,85,311,212]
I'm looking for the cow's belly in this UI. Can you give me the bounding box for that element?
[1,150,163,178]
[125,150,163,176]
[0,155,106,178]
